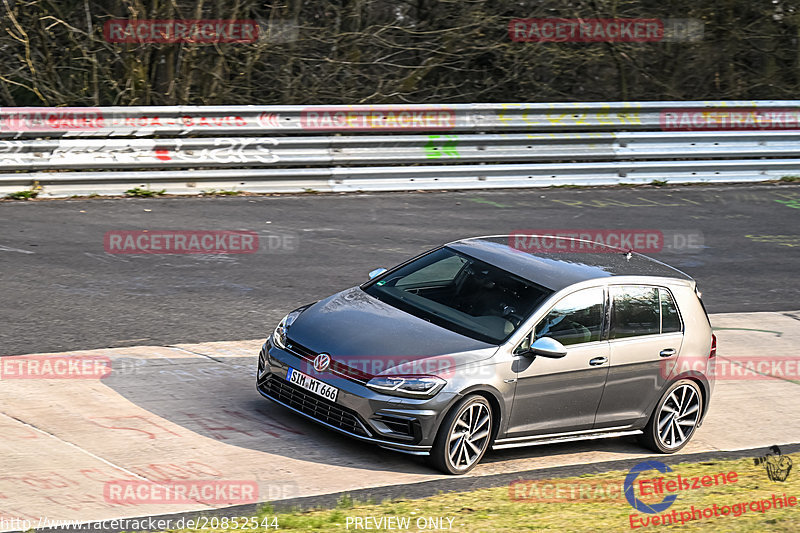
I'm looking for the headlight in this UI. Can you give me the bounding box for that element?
[366,375,446,397]
[272,315,289,349]
[271,306,309,349]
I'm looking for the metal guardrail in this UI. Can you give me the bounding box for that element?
[1,102,800,196]
[3,101,800,137]
[6,159,798,197]
[3,131,800,170]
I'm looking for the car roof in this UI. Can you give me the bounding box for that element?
[446,235,694,292]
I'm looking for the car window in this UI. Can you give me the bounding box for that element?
[660,288,682,333]
[395,254,467,288]
[611,285,680,339]
[365,247,552,344]
[516,287,605,353]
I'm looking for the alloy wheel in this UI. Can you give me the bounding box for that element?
[656,383,700,449]
[448,402,491,471]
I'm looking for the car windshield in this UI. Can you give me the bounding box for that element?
[363,247,552,344]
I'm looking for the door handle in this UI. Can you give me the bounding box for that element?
[660,348,677,358]
[589,357,608,366]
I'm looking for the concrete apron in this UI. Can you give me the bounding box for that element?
[0,311,798,528]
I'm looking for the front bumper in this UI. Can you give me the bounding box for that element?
[256,339,456,455]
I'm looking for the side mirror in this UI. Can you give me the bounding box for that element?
[524,337,568,358]
[368,267,387,280]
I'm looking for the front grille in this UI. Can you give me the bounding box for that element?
[285,338,373,383]
[260,374,370,437]
[284,339,317,359]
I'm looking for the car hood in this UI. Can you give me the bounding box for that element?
[285,287,498,376]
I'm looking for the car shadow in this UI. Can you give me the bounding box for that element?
[103,355,433,475]
[102,354,660,477]
[481,435,650,468]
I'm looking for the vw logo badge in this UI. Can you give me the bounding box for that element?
[313,353,331,372]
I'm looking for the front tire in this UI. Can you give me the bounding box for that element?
[639,379,703,453]
[429,395,492,474]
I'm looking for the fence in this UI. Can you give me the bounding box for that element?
[2,102,800,196]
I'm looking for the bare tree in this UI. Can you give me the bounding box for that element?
[0,0,798,106]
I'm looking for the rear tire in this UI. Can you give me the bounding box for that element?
[429,395,493,474]
[639,379,703,453]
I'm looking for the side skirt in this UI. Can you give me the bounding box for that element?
[492,428,643,450]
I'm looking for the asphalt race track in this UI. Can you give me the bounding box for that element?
[1,183,799,356]
[1,183,799,528]
[0,311,799,528]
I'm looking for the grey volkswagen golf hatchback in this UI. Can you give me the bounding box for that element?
[257,236,716,474]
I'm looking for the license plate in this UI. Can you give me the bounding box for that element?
[286,367,339,402]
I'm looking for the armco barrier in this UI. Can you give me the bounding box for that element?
[2,102,800,196]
